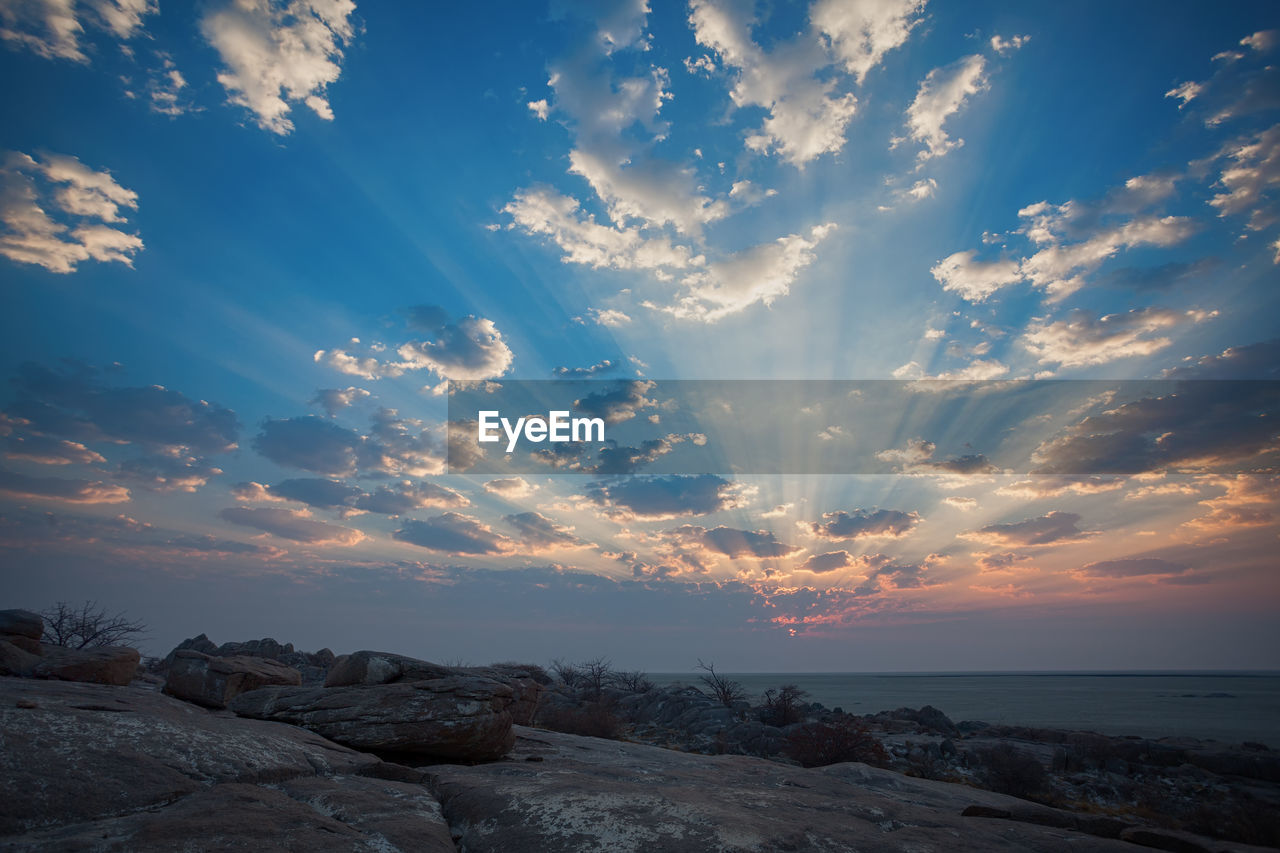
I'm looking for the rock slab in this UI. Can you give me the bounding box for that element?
[230,677,516,761]
[163,650,302,709]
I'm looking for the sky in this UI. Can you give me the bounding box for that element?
[0,0,1278,672]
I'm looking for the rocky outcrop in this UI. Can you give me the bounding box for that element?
[0,610,43,654]
[1,643,140,685]
[230,677,516,761]
[165,634,337,685]
[325,650,546,726]
[163,650,303,709]
[425,726,1145,852]
[0,679,453,851]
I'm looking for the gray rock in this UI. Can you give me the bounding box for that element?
[0,678,381,837]
[163,650,303,709]
[426,726,1138,852]
[0,610,43,641]
[30,644,139,686]
[230,677,515,761]
[0,640,41,677]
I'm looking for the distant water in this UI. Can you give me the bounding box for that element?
[650,672,1280,747]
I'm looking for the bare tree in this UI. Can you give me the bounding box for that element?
[761,684,809,726]
[579,656,613,699]
[695,659,745,707]
[41,601,146,649]
[550,658,583,687]
[607,669,655,693]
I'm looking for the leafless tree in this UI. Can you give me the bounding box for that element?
[695,659,745,707]
[580,656,613,699]
[41,600,146,649]
[550,658,583,687]
[607,669,655,693]
[761,684,809,726]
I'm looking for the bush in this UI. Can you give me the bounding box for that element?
[41,601,146,649]
[760,684,809,726]
[975,743,1049,799]
[695,659,745,707]
[607,669,654,693]
[550,658,583,688]
[537,699,623,740]
[786,717,889,768]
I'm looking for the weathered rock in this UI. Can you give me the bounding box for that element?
[164,635,336,685]
[230,677,516,761]
[0,640,41,677]
[0,678,382,837]
[325,650,544,725]
[30,644,139,685]
[0,610,43,641]
[426,726,1139,852]
[163,650,303,709]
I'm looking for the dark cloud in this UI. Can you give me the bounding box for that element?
[363,408,445,477]
[393,512,514,555]
[808,508,922,540]
[1031,380,1279,475]
[587,474,742,520]
[269,478,363,509]
[877,439,999,478]
[969,511,1092,547]
[253,416,364,476]
[396,315,514,380]
[218,506,365,545]
[1162,339,1280,379]
[503,511,584,550]
[0,468,130,504]
[554,359,618,377]
[1078,557,1188,577]
[5,434,104,465]
[355,481,468,514]
[853,556,932,594]
[573,380,655,424]
[116,455,223,493]
[666,524,799,559]
[797,550,853,573]
[976,552,1032,572]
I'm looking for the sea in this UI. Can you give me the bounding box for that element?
[649,672,1280,747]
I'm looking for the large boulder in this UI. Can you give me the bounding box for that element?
[163,650,303,709]
[164,635,335,685]
[0,679,452,850]
[0,639,42,677]
[30,644,139,685]
[0,610,43,653]
[230,677,516,761]
[326,650,544,725]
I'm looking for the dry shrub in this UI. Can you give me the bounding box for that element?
[786,717,889,768]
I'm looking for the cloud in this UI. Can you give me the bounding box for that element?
[5,434,105,465]
[201,0,358,135]
[1183,473,1278,533]
[851,553,935,593]
[0,468,130,504]
[931,250,1023,301]
[876,439,999,480]
[253,415,363,476]
[899,54,988,161]
[975,552,1031,572]
[0,0,155,61]
[527,98,549,120]
[219,505,365,545]
[230,481,286,502]
[483,477,537,498]
[1031,381,1280,475]
[807,508,921,540]
[395,315,514,381]
[1162,338,1280,379]
[573,379,655,424]
[1021,307,1215,368]
[943,496,977,510]
[586,307,631,327]
[989,34,1029,55]
[996,476,1125,499]
[552,0,650,53]
[268,477,362,509]
[503,511,585,550]
[965,510,1093,547]
[690,0,863,166]
[664,524,799,559]
[354,480,467,515]
[652,223,837,321]
[554,359,618,378]
[797,549,853,573]
[310,386,371,416]
[811,0,926,83]
[1077,557,1188,578]
[392,511,514,555]
[1206,123,1280,233]
[1,151,143,273]
[587,473,745,520]
[1164,30,1278,126]
[116,454,223,493]
[362,407,446,477]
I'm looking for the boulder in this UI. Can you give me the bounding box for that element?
[230,677,516,761]
[325,650,544,725]
[30,644,139,685]
[0,639,41,677]
[163,650,303,709]
[0,609,43,641]
[164,635,335,685]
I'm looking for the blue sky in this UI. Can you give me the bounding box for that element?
[1,0,1278,671]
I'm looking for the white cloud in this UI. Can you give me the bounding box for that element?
[0,151,142,273]
[484,477,537,498]
[1207,123,1280,233]
[989,34,1029,55]
[527,98,549,120]
[651,223,836,321]
[587,307,631,327]
[0,0,155,61]
[811,0,927,83]
[689,0,864,166]
[1021,307,1216,368]
[900,54,988,161]
[1165,80,1202,109]
[201,0,357,135]
[931,249,1022,301]
[396,315,514,381]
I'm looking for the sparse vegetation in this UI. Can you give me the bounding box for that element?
[760,684,809,726]
[786,716,888,768]
[975,743,1049,800]
[695,659,745,707]
[607,669,654,693]
[537,698,623,740]
[40,600,146,649]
